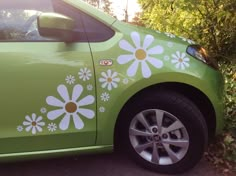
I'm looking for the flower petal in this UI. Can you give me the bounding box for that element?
[143,35,154,49]
[117,55,135,65]
[36,116,42,123]
[148,45,164,55]
[72,113,84,130]
[119,40,135,53]
[127,60,139,77]
[141,61,152,78]
[25,115,32,122]
[57,85,70,102]
[107,69,112,77]
[23,121,31,126]
[47,109,65,120]
[147,57,163,69]
[46,96,64,107]
[108,83,112,91]
[37,122,45,126]
[78,95,95,107]
[131,32,141,48]
[25,125,32,132]
[36,126,42,132]
[59,114,71,131]
[77,108,95,119]
[72,84,83,102]
[32,127,36,134]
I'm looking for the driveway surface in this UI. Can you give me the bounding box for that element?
[0,152,220,176]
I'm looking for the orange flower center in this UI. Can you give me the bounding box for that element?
[135,49,147,60]
[179,58,183,63]
[32,121,37,126]
[65,102,77,113]
[107,77,112,83]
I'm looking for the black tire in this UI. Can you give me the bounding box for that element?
[117,90,208,174]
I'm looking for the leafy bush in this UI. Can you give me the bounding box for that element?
[206,61,236,174]
[138,0,236,60]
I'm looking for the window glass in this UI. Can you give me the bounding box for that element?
[0,0,54,41]
[0,0,114,42]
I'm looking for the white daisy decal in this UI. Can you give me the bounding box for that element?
[65,75,75,85]
[46,84,95,130]
[99,107,105,113]
[40,107,47,114]
[171,51,190,70]
[164,56,170,61]
[47,123,57,132]
[165,32,175,38]
[101,92,110,102]
[167,42,174,48]
[17,125,24,132]
[117,32,164,78]
[78,68,92,81]
[123,78,129,85]
[87,84,93,91]
[99,69,120,91]
[23,113,45,135]
[179,36,195,44]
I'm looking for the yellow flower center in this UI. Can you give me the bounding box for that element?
[107,77,112,83]
[65,102,77,113]
[135,49,147,60]
[32,121,37,126]
[179,58,183,63]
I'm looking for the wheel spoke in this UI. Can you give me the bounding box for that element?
[136,113,151,132]
[162,120,184,134]
[163,143,179,163]
[151,143,159,164]
[135,142,153,153]
[129,128,152,137]
[155,110,164,134]
[162,139,189,148]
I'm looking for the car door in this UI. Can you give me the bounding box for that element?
[0,0,96,154]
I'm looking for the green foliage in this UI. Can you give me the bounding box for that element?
[82,0,114,16]
[138,0,236,60]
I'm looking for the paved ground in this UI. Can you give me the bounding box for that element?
[0,152,220,176]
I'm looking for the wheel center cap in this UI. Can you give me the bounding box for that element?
[154,135,161,142]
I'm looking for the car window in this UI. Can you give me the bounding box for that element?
[0,0,114,42]
[0,0,55,41]
[53,0,115,42]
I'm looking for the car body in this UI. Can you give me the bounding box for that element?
[0,0,224,174]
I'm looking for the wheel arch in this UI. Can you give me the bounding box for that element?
[114,82,216,149]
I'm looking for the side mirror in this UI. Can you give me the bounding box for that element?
[37,13,76,42]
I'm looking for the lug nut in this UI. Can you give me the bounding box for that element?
[152,128,158,133]
[162,134,168,139]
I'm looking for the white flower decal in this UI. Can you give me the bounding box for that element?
[46,84,95,130]
[167,42,174,48]
[17,125,24,132]
[23,113,45,134]
[117,32,164,78]
[99,69,120,91]
[165,32,175,38]
[171,51,190,70]
[179,36,195,44]
[164,56,170,61]
[65,75,76,85]
[101,92,110,102]
[40,107,47,114]
[99,107,105,113]
[87,84,93,91]
[78,68,92,81]
[47,123,57,132]
[123,78,129,85]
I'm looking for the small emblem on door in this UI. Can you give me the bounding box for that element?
[99,59,113,66]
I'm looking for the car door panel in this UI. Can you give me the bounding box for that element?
[0,43,96,154]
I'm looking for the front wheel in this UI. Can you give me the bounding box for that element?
[120,91,208,174]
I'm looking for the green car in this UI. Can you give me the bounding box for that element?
[0,0,224,174]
